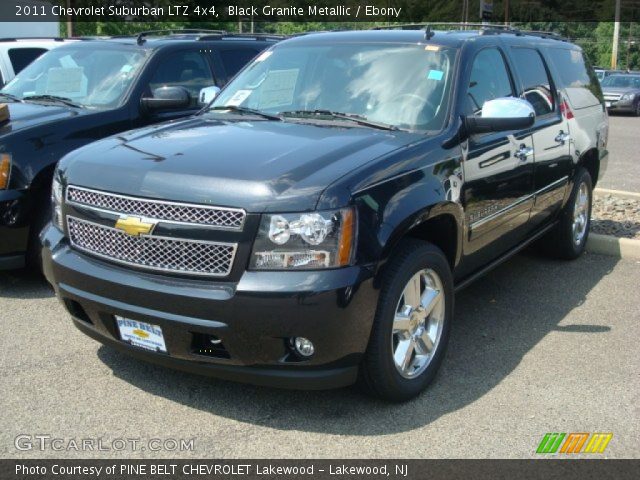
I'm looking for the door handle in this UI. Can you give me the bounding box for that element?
[555,130,571,145]
[514,145,533,162]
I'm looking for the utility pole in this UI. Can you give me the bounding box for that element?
[611,0,621,69]
[66,0,73,38]
[504,0,509,25]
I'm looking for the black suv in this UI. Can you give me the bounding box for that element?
[43,28,608,401]
[0,30,280,269]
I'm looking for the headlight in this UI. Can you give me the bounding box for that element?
[621,93,634,100]
[250,208,356,270]
[51,175,64,230]
[0,153,11,190]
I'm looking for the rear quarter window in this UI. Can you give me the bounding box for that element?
[546,47,603,109]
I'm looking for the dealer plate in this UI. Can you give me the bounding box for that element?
[605,101,612,107]
[115,316,167,353]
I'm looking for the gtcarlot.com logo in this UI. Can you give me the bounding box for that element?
[536,432,613,454]
[14,435,195,452]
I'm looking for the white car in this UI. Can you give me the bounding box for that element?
[0,38,71,87]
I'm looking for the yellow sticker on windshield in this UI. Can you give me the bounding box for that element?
[425,45,440,51]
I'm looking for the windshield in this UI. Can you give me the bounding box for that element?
[210,43,457,131]
[601,75,640,89]
[1,45,149,108]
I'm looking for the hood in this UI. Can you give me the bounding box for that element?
[0,101,84,136]
[602,87,639,95]
[61,117,417,212]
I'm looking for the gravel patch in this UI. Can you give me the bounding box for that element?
[591,194,640,239]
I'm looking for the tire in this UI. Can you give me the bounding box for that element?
[26,187,52,272]
[359,239,454,402]
[539,167,593,260]
[634,100,640,117]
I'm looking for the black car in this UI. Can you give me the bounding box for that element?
[43,28,608,401]
[0,30,280,269]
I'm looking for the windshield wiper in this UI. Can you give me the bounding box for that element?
[23,95,82,108]
[208,105,282,121]
[279,109,399,131]
[0,92,23,102]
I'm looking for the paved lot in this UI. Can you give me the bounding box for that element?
[599,114,640,192]
[1,252,638,459]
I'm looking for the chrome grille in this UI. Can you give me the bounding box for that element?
[604,94,622,101]
[67,217,236,277]
[66,186,245,230]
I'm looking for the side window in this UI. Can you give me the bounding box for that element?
[466,48,514,116]
[546,48,603,109]
[148,51,214,107]
[8,48,47,75]
[510,48,555,116]
[219,48,260,79]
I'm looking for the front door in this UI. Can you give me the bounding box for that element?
[460,47,535,272]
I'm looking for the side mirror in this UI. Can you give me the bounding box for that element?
[465,97,535,135]
[199,86,220,106]
[141,86,190,112]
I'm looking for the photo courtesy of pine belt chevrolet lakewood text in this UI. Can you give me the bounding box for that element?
[40,28,608,401]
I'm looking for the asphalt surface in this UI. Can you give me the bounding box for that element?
[598,114,640,192]
[1,252,638,459]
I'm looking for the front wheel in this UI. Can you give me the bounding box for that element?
[359,240,454,402]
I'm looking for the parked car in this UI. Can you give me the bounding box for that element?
[42,28,608,401]
[594,68,625,84]
[0,38,71,87]
[601,73,640,115]
[0,30,280,269]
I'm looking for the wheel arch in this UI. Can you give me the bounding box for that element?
[578,147,600,187]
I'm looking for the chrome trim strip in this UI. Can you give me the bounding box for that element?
[470,176,569,229]
[66,185,246,231]
[67,216,238,278]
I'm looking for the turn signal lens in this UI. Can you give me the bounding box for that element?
[337,208,355,267]
[0,154,10,190]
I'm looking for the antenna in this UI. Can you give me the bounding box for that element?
[425,25,435,40]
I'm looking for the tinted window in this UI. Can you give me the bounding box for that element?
[219,49,260,79]
[8,47,47,75]
[546,48,603,108]
[148,51,214,107]
[466,48,514,115]
[511,47,555,116]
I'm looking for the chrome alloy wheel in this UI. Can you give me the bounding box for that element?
[391,269,445,379]
[572,181,590,246]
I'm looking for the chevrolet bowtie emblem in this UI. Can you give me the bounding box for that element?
[114,216,155,236]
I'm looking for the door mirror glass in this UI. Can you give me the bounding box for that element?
[199,86,220,106]
[466,97,535,134]
[141,86,191,112]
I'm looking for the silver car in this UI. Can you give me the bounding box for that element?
[601,74,640,115]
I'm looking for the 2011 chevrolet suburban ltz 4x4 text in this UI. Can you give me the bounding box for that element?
[42,29,608,401]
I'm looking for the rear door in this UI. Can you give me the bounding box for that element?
[461,46,535,264]
[509,46,571,227]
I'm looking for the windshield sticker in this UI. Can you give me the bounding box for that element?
[427,69,444,81]
[425,45,441,51]
[226,89,253,106]
[46,67,86,97]
[59,55,78,69]
[257,69,299,109]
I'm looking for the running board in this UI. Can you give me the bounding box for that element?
[454,221,557,293]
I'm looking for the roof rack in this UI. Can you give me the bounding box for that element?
[198,33,286,42]
[135,29,227,45]
[370,23,568,42]
[0,37,67,42]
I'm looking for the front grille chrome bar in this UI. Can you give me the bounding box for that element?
[66,185,246,230]
[67,216,237,277]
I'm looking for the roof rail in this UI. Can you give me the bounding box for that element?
[0,37,67,42]
[135,29,228,45]
[198,33,286,42]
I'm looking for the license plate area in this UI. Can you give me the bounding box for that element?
[115,316,167,353]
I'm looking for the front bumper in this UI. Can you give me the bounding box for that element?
[605,98,635,112]
[0,189,29,267]
[42,225,378,390]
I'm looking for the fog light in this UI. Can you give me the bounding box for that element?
[292,337,315,357]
